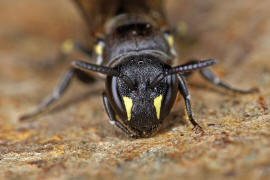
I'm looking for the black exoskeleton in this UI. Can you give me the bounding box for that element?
[20,0,258,138]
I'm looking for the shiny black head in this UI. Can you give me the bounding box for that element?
[106,55,178,137]
[72,57,217,137]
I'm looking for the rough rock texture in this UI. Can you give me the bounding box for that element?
[0,0,270,179]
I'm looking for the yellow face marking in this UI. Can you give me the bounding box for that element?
[167,35,174,48]
[154,95,163,120]
[123,96,133,121]
[95,44,103,56]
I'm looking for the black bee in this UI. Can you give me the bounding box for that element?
[20,0,258,138]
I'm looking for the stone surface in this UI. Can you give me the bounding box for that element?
[0,0,270,179]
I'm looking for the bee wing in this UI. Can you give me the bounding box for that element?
[73,0,120,36]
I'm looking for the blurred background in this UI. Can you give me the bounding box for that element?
[0,0,269,179]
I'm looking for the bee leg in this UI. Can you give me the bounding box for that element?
[177,74,204,134]
[102,92,138,138]
[181,60,258,94]
[20,68,95,121]
[199,68,258,94]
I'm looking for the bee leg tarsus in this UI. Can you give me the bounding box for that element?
[182,59,259,94]
[20,67,96,121]
[19,68,75,121]
[192,124,205,135]
[199,68,259,94]
[177,74,203,132]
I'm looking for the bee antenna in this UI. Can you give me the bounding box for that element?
[168,59,218,74]
[73,60,137,90]
[150,59,218,88]
[72,60,119,76]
